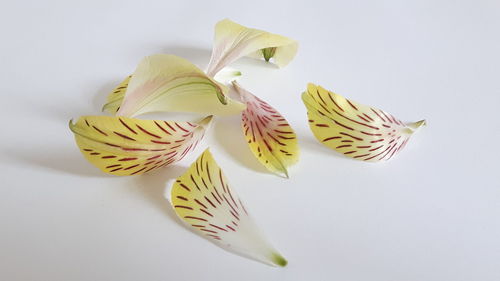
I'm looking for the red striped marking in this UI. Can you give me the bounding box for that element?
[119,118,137,134]
[340,132,364,141]
[124,164,140,170]
[92,126,108,136]
[184,216,207,222]
[118,157,137,161]
[334,120,354,131]
[151,140,171,144]
[200,209,213,217]
[180,183,191,192]
[204,196,216,208]
[369,145,384,151]
[327,92,345,112]
[154,121,171,135]
[360,131,382,136]
[136,125,161,139]
[176,196,188,201]
[346,99,358,110]
[175,123,189,133]
[354,153,371,158]
[336,144,352,149]
[210,224,228,232]
[194,199,207,209]
[102,155,116,159]
[175,205,193,210]
[147,155,161,160]
[323,136,341,142]
[113,131,135,141]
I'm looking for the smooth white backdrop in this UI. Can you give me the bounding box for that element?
[1,1,499,280]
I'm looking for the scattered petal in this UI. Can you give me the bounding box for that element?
[69,115,212,175]
[170,149,287,267]
[206,19,298,77]
[302,83,426,162]
[233,82,299,177]
[102,75,131,115]
[116,54,245,117]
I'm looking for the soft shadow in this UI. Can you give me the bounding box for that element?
[212,116,269,174]
[132,165,187,223]
[1,144,110,178]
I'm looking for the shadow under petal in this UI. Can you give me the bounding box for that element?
[1,144,110,178]
[132,165,187,224]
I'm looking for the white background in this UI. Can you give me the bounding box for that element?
[1,0,499,280]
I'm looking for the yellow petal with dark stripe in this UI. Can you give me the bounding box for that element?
[233,82,299,177]
[69,115,212,175]
[302,83,425,162]
[170,149,287,267]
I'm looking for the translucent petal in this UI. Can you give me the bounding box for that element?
[206,19,298,77]
[170,149,287,266]
[302,83,426,162]
[233,82,299,177]
[69,115,212,175]
[116,54,245,117]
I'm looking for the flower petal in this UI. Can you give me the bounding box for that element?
[206,19,298,77]
[102,75,131,115]
[233,82,299,177]
[170,149,287,267]
[213,67,242,84]
[302,83,426,162]
[116,54,245,117]
[69,115,212,175]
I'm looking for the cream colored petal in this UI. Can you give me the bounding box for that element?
[117,54,245,117]
[206,19,298,77]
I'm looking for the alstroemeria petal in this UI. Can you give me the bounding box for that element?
[213,67,242,84]
[206,19,298,77]
[102,75,131,115]
[233,82,299,178]
[116,54,245,117]
[302,84,426,162]
[69,115,212,175]
[170,149,287,267]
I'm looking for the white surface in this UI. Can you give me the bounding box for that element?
[1,0,499,280]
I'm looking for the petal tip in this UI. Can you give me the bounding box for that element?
[271,253,288,267]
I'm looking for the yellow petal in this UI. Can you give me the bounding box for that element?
[69,115,212,175]
[233,82,299,177]
[206,19,298,77]
[170,149,287,267]
[302,84,426,162]
[102,75,131,115]
[116,54,245,117]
